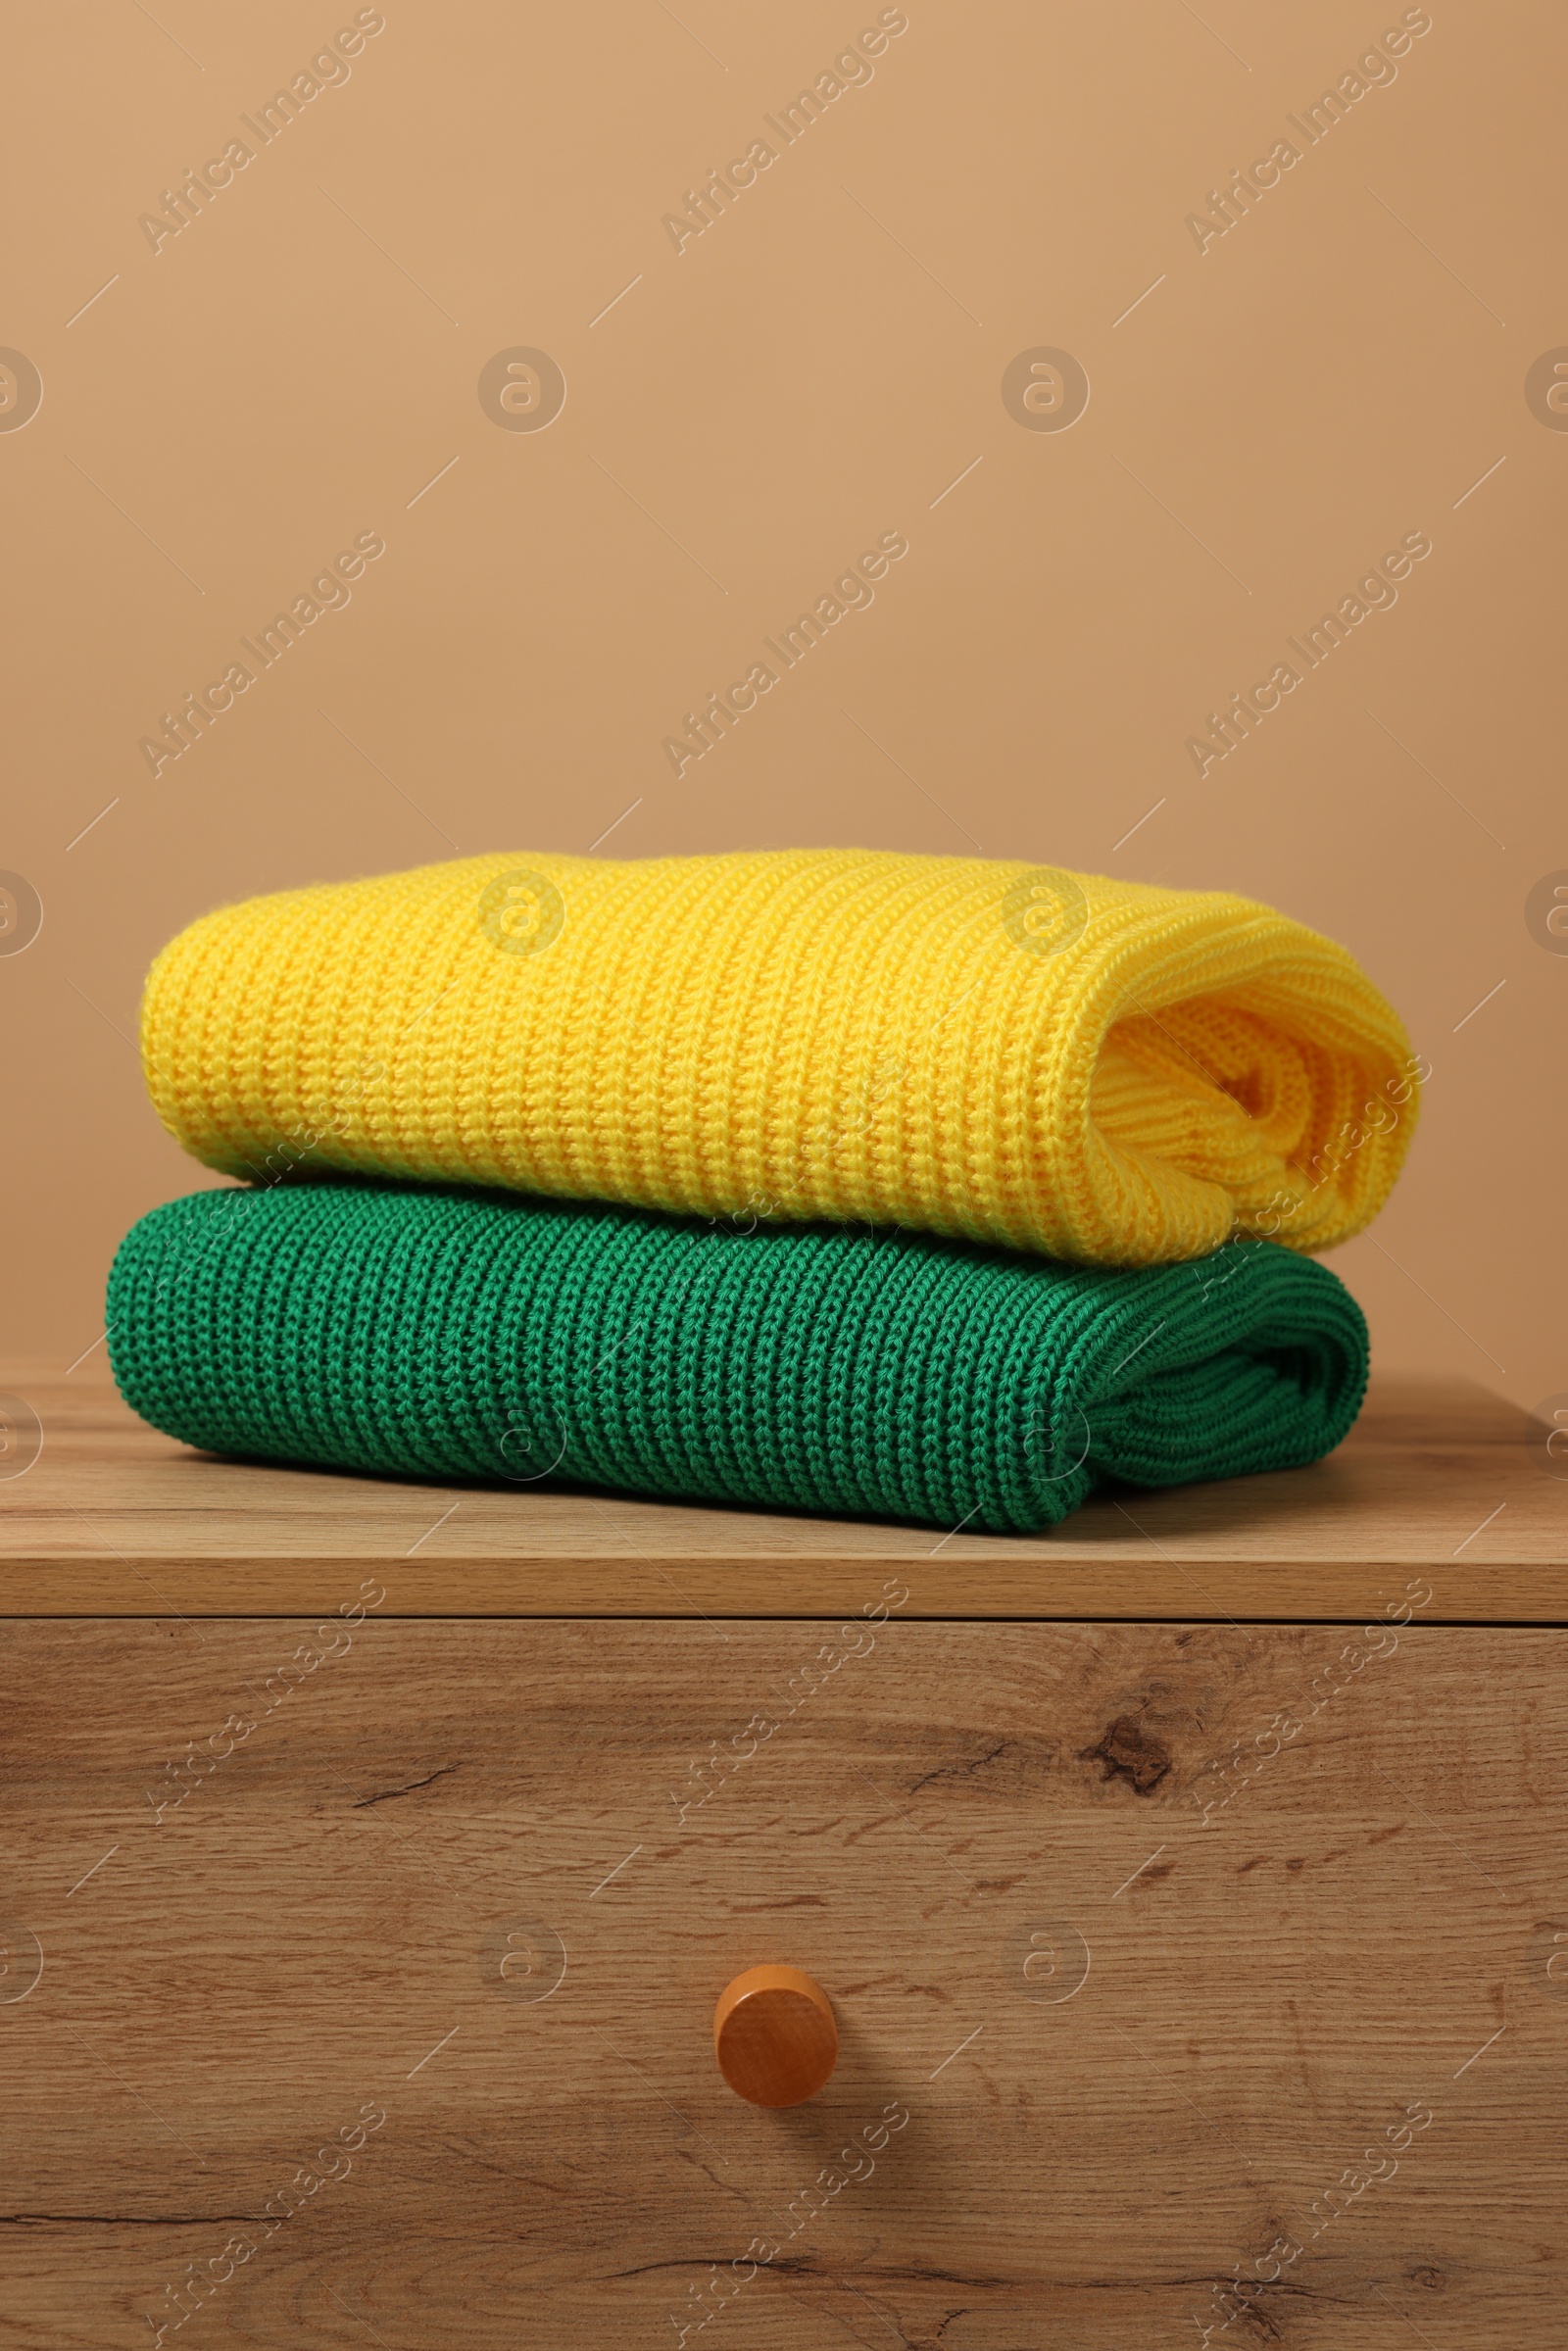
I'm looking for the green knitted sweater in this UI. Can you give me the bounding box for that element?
[107,1182,1369,1535]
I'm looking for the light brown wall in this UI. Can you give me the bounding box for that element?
[4,0,1562,1415]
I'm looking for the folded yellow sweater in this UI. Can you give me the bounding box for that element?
[141,849,1419,1266]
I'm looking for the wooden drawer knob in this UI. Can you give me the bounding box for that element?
[713,1965,838,2107]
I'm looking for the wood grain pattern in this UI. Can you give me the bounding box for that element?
[1,1367,1563,1621]
[1,1616,1563,2347]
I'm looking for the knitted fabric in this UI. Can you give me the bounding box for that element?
[108,1182,1370,1536]
[141,848,1417,1269]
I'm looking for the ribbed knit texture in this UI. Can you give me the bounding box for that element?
[108,1182,1370,1535]
[140,850,1416,1268]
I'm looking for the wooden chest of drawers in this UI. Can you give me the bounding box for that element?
[1,1369,1564,2349]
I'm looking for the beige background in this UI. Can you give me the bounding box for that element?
[3,0,1562,1411]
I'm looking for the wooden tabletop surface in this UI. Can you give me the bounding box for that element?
[0,1365,1562,1622]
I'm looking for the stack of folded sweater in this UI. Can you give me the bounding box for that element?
[109,850,1419,1535]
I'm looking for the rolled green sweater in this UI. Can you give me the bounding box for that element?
[107,1182,1369,1535]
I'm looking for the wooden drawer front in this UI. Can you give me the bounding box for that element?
[1,1617,1562,2349]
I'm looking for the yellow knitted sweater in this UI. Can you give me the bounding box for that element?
[141,849,1419,1266]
